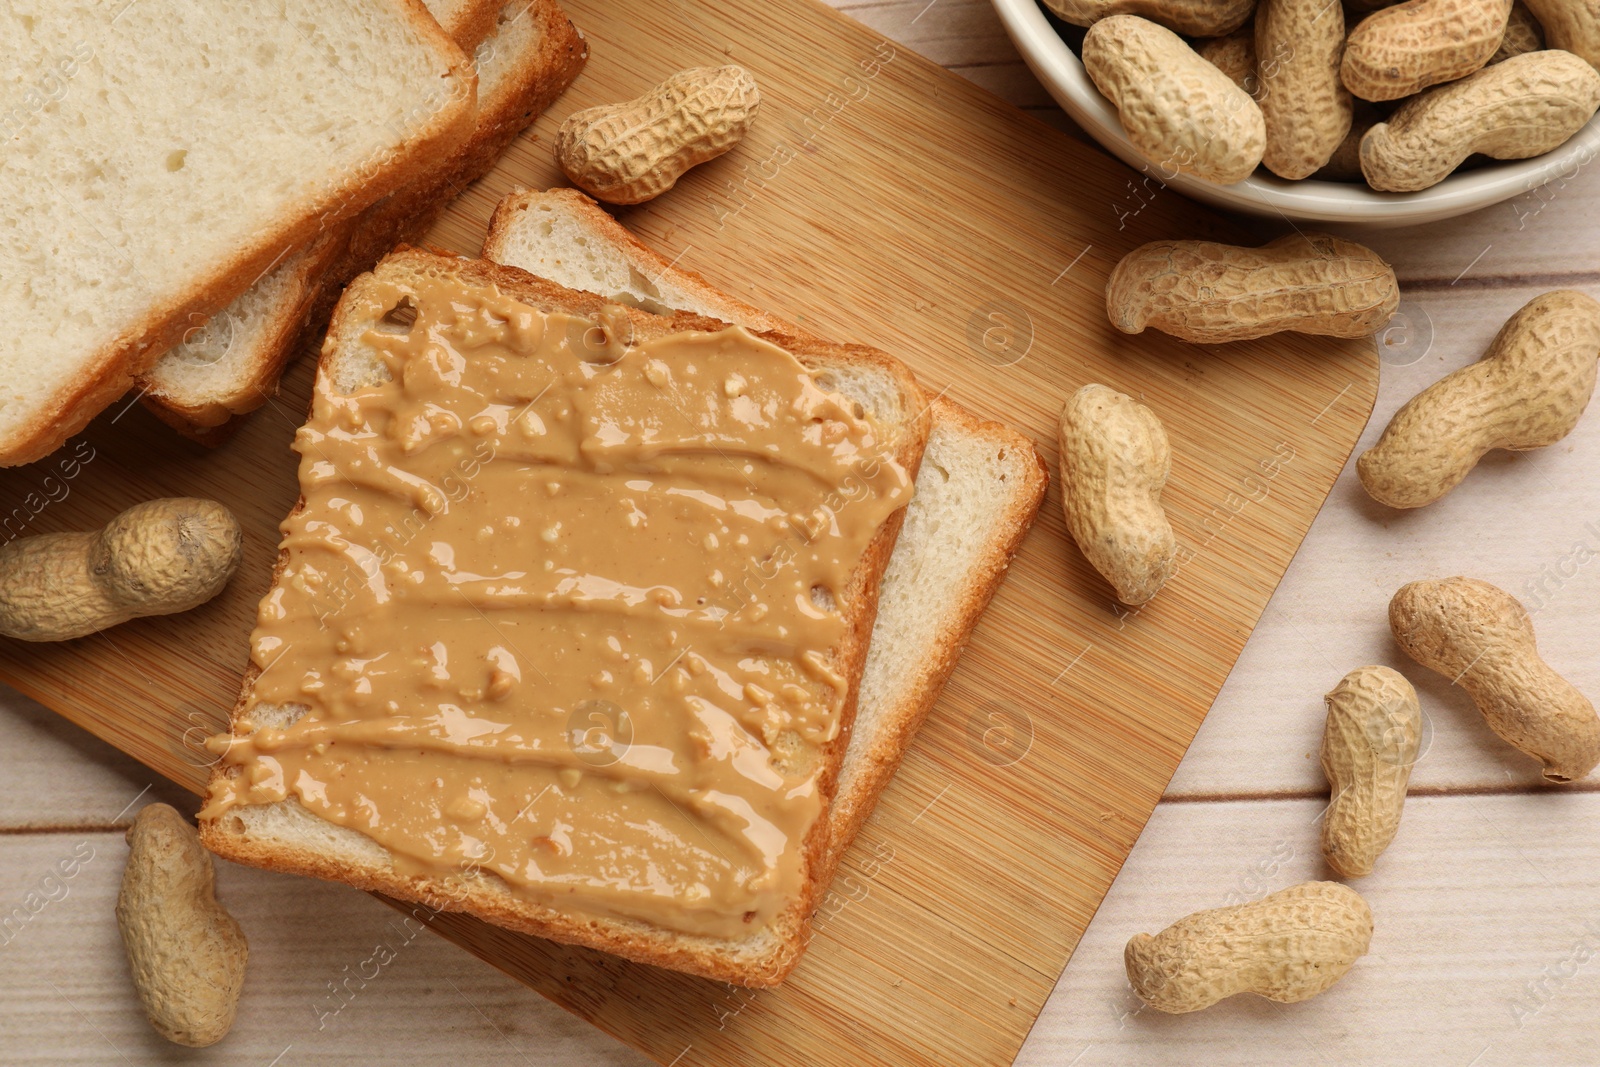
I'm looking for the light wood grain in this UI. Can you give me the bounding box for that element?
[1167,281,1600,799]
[9,795,1600,1065]
[1329,169,1600,286]
[0,828,647,1066]
[0,691,194,830]
[1020,794,1600,1066]
[836,0,1063,106]
[0,1,1373,1065]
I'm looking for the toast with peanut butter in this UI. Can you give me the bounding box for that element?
[137,0,587,442]
[482,188,1050,884]
[200,248,931,986]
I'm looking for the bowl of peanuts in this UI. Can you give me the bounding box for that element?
[991,0,1600,226]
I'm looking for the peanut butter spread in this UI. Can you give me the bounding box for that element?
[202,274,911,939]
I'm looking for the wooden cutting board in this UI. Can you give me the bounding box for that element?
[0,1,1378,1063]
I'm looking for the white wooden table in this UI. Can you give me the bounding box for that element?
[6,2,1600,1063]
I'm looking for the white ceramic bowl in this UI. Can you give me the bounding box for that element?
[991,0,1600,227]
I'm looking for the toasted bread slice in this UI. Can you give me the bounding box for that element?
[481,188,1049,881]
[137,0,586,441]
[0,0,478,466]
[201,248,931,986]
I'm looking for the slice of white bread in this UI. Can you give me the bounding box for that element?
[201,248,932,986]
[137,0,587,442]
[0,0,479,466]
[481,188,1049,884]
[133,0,503,438]
[132,232,347,440]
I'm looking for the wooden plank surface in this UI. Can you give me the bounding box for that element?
[5,2,1600,1064]
[1020,793,1600,1066]
[0,0,1397,1063]
[1168,280,1600,798]
[8,791,1600,1065]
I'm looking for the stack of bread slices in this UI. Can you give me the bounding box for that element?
[0,0,586,464]
[200,186,1052,986]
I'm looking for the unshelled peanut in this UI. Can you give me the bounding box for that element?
[1342,0,1514,100]
[1359,50,1600,191]
[1105,233,1399,342]
[0,498,241,641]
[1358,290,1600,508]
[1082,15,1266,185]
[1320,666,1422,878]
[1391,577,1600,783]
[1057,385,1176,606]
[1522,0,1600,69]
[1125,881,1373,1013]
[556,66,760,205]
[1044,0,1256,36]
[1256,0,1353,178]
[118,804,248,1046]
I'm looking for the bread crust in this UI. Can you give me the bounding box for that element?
[137,0,589,440]
[485,187,813,340]
[138,231,349,437]
[201,248,930,986]
[433,0,504,52]
[1,0,479,467]
[818,397,1048,884]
